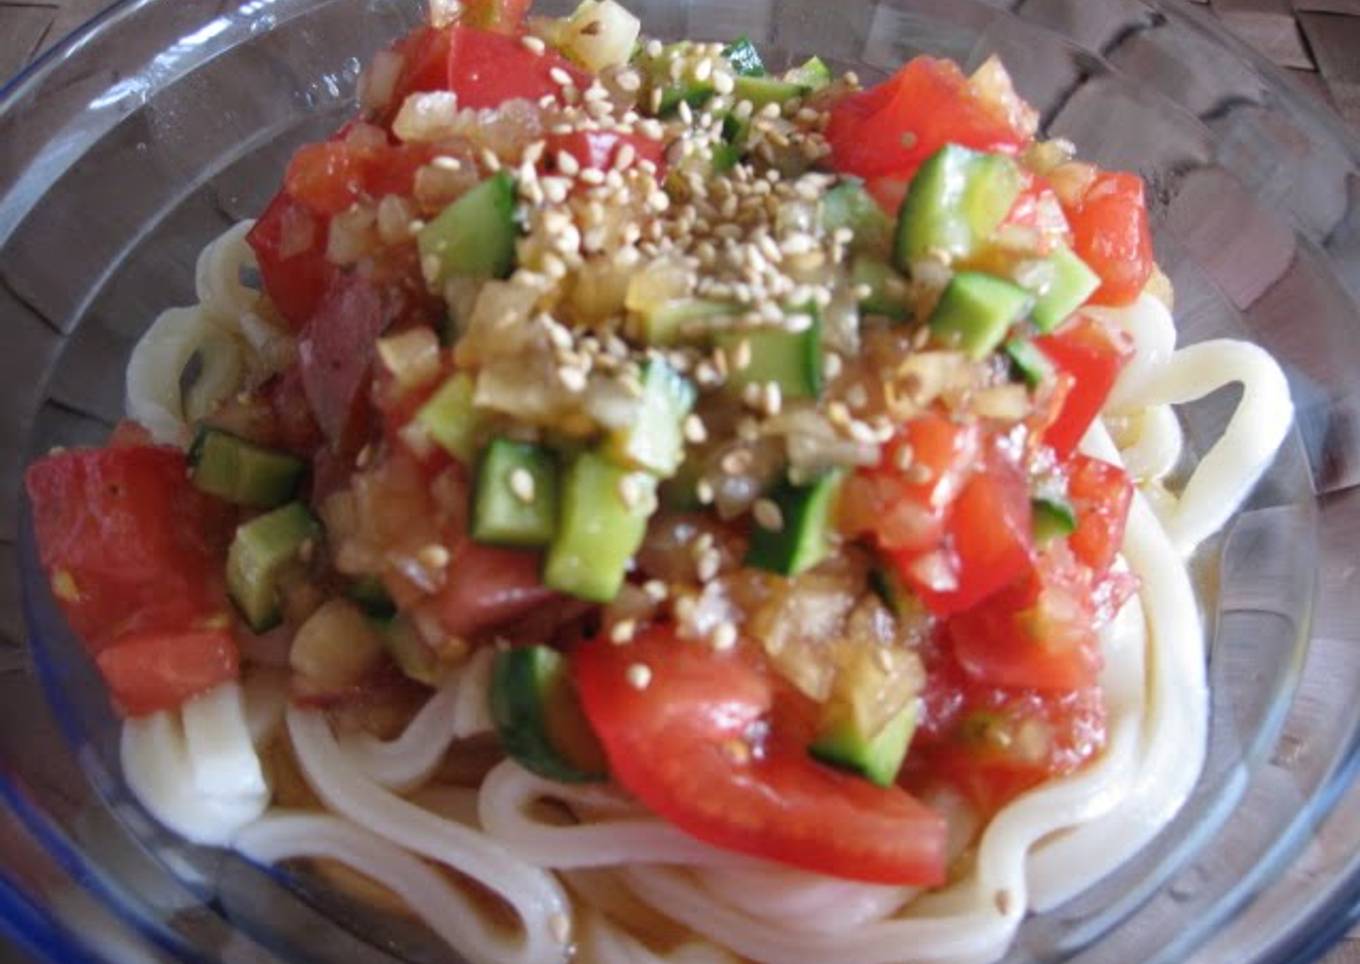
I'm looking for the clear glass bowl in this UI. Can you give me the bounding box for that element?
[1,0,1358,961]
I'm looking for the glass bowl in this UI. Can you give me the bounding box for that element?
[1,0,1358,961]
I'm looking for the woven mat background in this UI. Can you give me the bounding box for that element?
[0,0,1358,961]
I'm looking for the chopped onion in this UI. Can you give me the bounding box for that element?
[972,384,1031,420]
[376,327,442,390]
[327,204,377,265]
[563,0,641,73]
[907,549,958,593]
[429,0,462,28]
[359,49,404,115]
[393,91,463,143]
[290,599,386,690]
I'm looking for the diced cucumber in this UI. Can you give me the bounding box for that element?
[1030,245,1101,333]
[1004,338,1053,388]
[544,451,657,602]
[1031,495,1077,546]
[851,256,911,322]
[381,615,444,686]
[722,36,766,77]
[893,145,1023,268]
[928,271,1032,359]
[746,470,843,576]
[732,74,805,108]
[227,502,322,633]
[605,359,696,476]
[416,373,482,463]
[717,308,823,401]
[472,439,559,548]
[347,575,396,620]
[821,180,894,256]
[809,701,917,787]
[658,82,715,115]
[784,55,831,90]
[491,645,607,783]
[188,427,305,509]
[417,171,516,286]
[642,298,734,345]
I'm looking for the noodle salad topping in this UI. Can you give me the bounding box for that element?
[21,0,1294,961]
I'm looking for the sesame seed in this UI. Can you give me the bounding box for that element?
[647,190,671,213]
[711,621,738,651]
[721,448,752,474]
[823,352,843,379]
[677,100,694,125]
[762,380,783,416]
[645,38,663,57]
[431,155,462,170]
[509,467,536,503]
[550,913,571,944]
[520,34,547,54]
[649,86,663,114]
[696,549,721,582]
[626,663,653,689]
[480,147,502,171]
[643,579,668,602]
[417,544,451,569]
[421,254,441,284]
[730,338,752,371]
[550,66,574,87]
[682,413,708,444]
[618,473,645,508]
[827,400,851,425]
[579,167,606,185]
[555,150,581,176]
[617,69,641,92]
[696,478,715,504]
[753,497,784,531]
[584,82,610,102]
[559,366,588,392]
[846,383,869,409]
[610,619,637,644]
[694,57,714,82]
[713,71,735,95]
[614,142,636,170]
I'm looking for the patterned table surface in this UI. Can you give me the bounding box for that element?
[1,0,1358,962]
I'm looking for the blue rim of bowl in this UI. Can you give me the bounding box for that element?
[2,0,1360,961]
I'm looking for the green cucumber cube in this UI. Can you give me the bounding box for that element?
[784,55,832,90]
[417,171,516,285]
[1030,245,1101,332]
[605,359,696,476]
[850,256,911,322]
[1003,338,1054,387]
[544,451,658,602]
[472,439,559,548]
[894,145,1023,268]
[188,427,304,508]
[718,307,823,400]
[227,502,321,632]
[746,470,843,576]
[809,702,918,787]
[1031,495,1077,546]
[490,645,607,783]
[416,373,482,463]
[929,271,1032,359]
[822,180,894,256]
[732,74,806,108]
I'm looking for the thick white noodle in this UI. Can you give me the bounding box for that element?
[122,684,269,846]
[125,305,243,445]
[236,811,534,964]
[338,647,495,791]
[284,706,571,964]
[180,681,267,799]
[194,220,259,322]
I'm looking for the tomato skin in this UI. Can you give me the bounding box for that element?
[947,547,1101,691]
[284,135,435,218]
[425,539,559,640]
[573,626,949,886]
[97,626,239,716]
[1036,315,1133,459]
[1063,171,1153,307]
[1066,454,1133,575]
[826,57,1029,181]
[447,26,589,110]
[544,130,667,176]
[25,447,232,647]
[246,192,337,331]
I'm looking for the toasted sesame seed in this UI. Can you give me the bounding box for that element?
[520,33,547,54]
[643,579,669,602]
[431,155,462,171]
[618,473,645,508]
[753,497,784,532]
[893,443,915,471]
[550,66,574,87]
[617,69,641,92]
[694,57,714,82]
[677,100,694,125]
[647,190,671,213]
[555,150,581,176]
[614,142,636,170]
[682,413,708,444]
[480,147,502,171]
[509,467,537,503]
[649,86,663,114]
[610,619,637,644]
[712,621,738,651]
[696,549,721,582]
[721,448,752,474]
[823,352,843,379]
[559,366,588,392]
[762,380,783,416]
[579,167,606,185]
[696,478,715,504]
[846,383,869,410]
[418,544,451,569]
[584,82,610,102]
[421,254,441,284]
[626,663,653,689]
[645,38,663,57]
[713,71,735,95]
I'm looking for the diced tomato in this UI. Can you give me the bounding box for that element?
[1065,454,1133,575]
[246,192,337,330]
[544,130,668,177]
[864,176,909,216]
[1063,171,1153,307]
[447,26,590,111]
[910,651,1105,816]
[841,413,979,553]
[826,57,1030,181]
[284,134,436,217]
[97,625,239,716]
[425,539,559,640]
[1036,315,1134,459]
[947,547,1101,691]
[384,26,456,121]
[25,446,232,647]
[889,447,1034,617]
[461,0,533,33]
[573,626,948,885]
